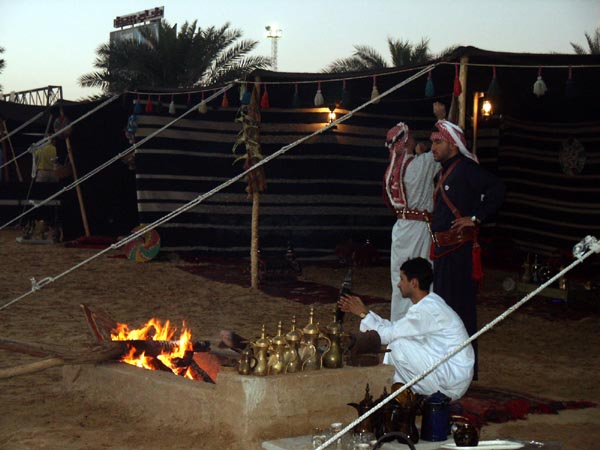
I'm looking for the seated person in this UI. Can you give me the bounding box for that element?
[338,257,474,401]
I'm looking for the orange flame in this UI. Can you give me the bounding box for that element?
[111,319,194,378]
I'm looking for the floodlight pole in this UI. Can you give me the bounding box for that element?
[265,25,283,71]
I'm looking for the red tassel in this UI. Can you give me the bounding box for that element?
[260,84,270,108]
[145,95,153,113]
[221,91,229,108]
[453,63,462,97]
[472,241,483,281]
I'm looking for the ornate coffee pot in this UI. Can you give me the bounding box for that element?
[322,311,344,369]
[347,383,376,434]
[284,316,303,373]
[381,383,420,444]
[268,321,288,375]
[252,324,271,376]
[300,307,330,371]
[237,346,257,375]
[450,415,480,446]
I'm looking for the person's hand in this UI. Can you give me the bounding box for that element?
[451,216,476,232]
[415,142,427,155]
[338,294,369,318]
[433,102,446,121]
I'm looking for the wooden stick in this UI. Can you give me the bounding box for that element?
[65,136,91,237]
[1,120,24,182]
[0,357,65,379]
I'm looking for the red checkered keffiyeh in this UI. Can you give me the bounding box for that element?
[430,120,478,163]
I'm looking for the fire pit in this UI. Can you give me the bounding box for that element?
[63,362,394,448]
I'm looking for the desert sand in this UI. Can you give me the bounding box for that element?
[0,228,598,450]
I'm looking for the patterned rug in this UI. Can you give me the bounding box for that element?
[451,385,597,428]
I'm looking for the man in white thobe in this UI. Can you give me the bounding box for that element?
[383,123,439,321]
[339,257,474,401]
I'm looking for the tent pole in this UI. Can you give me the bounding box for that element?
[458,55,469,130]
[65,136,91,237]
[250,77,261,290]
[1,120,24,182]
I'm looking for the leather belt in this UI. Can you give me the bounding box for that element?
[395,208,432,222]
[433,226,476,247]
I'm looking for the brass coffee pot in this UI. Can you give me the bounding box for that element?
[381,383,420,444]
[300,307,330,371]
[348,383,376,434]
[284,316,303,373]
[268,321,288,375]
[238,346,257,375]
[322,311,344,369]
[252,324,271,376]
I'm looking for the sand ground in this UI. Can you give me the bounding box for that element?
[0,229,598,449]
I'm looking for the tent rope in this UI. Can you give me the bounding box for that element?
[316,235,600,450]
[0,110,46,145]
[0,95,120,172]
[0,64,436,311]
[0,84,234,231]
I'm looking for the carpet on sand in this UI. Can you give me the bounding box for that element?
[451,385,597,428]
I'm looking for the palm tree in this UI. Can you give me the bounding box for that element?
[0,46,5,92]
[570,27,600,54]
[323,37,456,73]
[79,20,271,94]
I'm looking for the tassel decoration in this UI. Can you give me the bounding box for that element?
[533,67,548,97]
[134,94,143,114]
[453,64,462,97]
[168,95,176,114]
[371,75,380,104]
[187,92,191,107]
[260,84,271,109]
[145,95,153,113]
[241,83,252,105]
[198,91,208,114]
[425,71,435,98]
[565,66,576,99]
[239,82,247,102]
[486,66,501,100]
[341,79,351,108]
[157,95,163,113]
[292,83,301,107]
[472,241,483,281]
[221,91,229,108]
[314,81,324,106]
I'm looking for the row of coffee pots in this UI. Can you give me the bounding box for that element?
[238,306,345,376]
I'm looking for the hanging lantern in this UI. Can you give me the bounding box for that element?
[260,84,271,109]
[314,81,325,106]
[425,71,435,98]
[453,63,462,97]
[292,82,301,107]
[371,75,380,104]
[565,66,577,99]
[168,95,176,114]
[198,91,208,114]
[533,67,548,97]
[145,95,153,113]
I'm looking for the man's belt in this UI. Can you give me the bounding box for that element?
[433,226,476,247]
[395,208,432,222]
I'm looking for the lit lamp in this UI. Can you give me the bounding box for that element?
[327,105,337,129]
[481,99,493,118]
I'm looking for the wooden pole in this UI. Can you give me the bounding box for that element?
[1,121,24,182]
[65,136,91,237]
[458,56,469,130]
[0,357,65,379]
[250,191,260,289]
